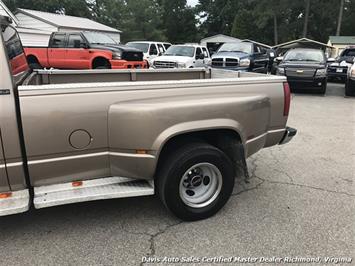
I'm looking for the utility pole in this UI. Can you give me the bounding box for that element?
[303,0,310,37]
[336,0,345,36]
[273,14,278,45]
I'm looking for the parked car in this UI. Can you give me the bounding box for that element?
[0,17,296,221]
[327,46,355,82]
[277,48,327,94]
[211,41,270,73]
[24,31,148,70]
[126,41,172,65]
[345,61,355,96]
[151,44,211,69]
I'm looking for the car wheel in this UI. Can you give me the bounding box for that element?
[157,143,235,221]
[319,80,327,95]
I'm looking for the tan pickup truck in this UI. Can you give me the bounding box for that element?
[0,17,296,221]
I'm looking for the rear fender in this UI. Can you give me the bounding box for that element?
[151,119,245,155]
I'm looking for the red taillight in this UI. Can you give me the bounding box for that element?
[283,82,291,116]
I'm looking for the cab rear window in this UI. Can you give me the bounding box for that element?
[342,49,355,57]
[1,24,30,81]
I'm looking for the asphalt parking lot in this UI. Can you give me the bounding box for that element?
[0,82,354,266]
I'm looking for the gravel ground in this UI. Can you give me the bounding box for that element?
[0,82,354,266]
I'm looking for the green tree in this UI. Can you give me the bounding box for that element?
[197,0,242,38]
[160,0,199,43]
[123,0,165,41]
[88,0,166,42]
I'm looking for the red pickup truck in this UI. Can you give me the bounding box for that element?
[24,31,147,70]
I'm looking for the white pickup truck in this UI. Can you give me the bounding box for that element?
[151,44,211,69]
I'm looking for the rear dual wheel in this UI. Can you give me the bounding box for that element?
[157,143,235,221]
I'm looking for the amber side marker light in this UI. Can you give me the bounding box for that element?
[136,149,148,154]
[72,181,83,187]
[0,192,12,199]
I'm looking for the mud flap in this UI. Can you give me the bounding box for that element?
[216,136,249,182]
[233,142,250,183]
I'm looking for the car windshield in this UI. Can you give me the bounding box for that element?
[341,49,355,57]
[83,32,117,45]
[126,42,149,53]
[218,42,252,54]
[284,50,325,62]
[164,46,195,57]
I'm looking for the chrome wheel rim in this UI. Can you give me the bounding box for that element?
[179,163,223,208]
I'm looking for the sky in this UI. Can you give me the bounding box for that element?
[187,0,199,7]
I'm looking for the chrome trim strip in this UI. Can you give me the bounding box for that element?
[28,152,109,165]
[5,162,23,168]
[0,162,23,169]
[268,128,286,134]
[27,151,154,165]
[110,151,155,159]
[246,129,285,144]
[246,133,267,144]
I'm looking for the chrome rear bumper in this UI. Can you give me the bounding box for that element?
[279,127,297,145]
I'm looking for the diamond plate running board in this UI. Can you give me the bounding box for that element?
[34,177,154,209]
[0,189,30,216]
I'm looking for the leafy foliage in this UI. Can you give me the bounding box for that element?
[2,0,355,44]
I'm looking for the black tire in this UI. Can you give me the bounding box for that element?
[345,80,355,96]
[29,63,42,70]
[319,79,327,95]
[95,65,110,69]
[93,58,111,69]
[157,143,235,221]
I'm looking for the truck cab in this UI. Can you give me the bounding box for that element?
[151,44,211,69]
[126,41,172,66]
[24,31,148,70]
[211,41,270,73]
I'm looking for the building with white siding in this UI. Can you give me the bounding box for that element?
[15,9,122,46]
[1,1,122,47]
[327,36,355,58]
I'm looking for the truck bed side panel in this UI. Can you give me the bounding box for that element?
[108,94,270,178]
[19,78,286,186]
